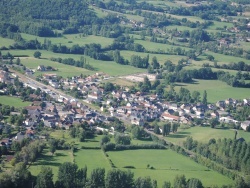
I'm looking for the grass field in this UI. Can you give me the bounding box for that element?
[28,149,73,181]
[75,149,111,175]
[166,126,250,145]
[120,50,185,65]
[173,79,250,103]
[0,96,31,108]
[2,50,146,76]
[21,33,114,48]
[0,37,15,47]
[107,149,233,187]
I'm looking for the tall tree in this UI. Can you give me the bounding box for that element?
[105,169,134,188]
[202,90,207,105]
[35,167,54,188]
[88,168,105,188]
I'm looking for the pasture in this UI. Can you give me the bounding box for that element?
[28,149,73,181]
[0,96,31,108]
[107,149,233,187]
[0,37,15,47]
[1,50,146,76]
[166,126,250,145]
[173,79,250,103]
[21,33,114,48]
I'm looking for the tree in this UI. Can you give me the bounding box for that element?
[89,168,105,188]
[174,175,186,188]
[153,124,160,134]
[192,91,200,103]
[105,169,134,188]
[209,118,220,128]
[114,133,131,145]
[134,177,153,188]
[56,162,86,188]
[34,51,42,58]
[202,90,207,105]
[162,181,171,188]
[100,135,110,146]
[35,167,54,188]
[131,126,142,139]
[187,178,203,188]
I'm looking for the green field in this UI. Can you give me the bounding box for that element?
[0,37,15,47]
[28,149,73,181]
[0,96,31,108]
[107,149,233,187]
[173,79,250,103]
[75,149,111,174]
[166,126,250,145]
[21,33,114,48]
[2,50,146,76]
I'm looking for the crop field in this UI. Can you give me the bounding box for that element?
[21,33,114,48]
[0,96,31,108]
[173,79,250,103]
[107,149,233,187]
[166,126,250,144]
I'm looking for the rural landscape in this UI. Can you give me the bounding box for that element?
[0,0,250,187]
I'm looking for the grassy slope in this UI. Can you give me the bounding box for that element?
[107,149,233,187]
[0,96,31,108]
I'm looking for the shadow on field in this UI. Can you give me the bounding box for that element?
[168,131,190,138]
[34,153,65,167]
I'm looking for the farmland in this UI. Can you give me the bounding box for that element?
[107,149,233,187]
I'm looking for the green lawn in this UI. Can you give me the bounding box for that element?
[173,79,250,103]
[166,126,250,145]
[0,37,15,47]
[107,149,233,187]
[0,96,31,108]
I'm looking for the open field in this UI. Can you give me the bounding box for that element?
[173,79,250,103]
[75,149,111,174]
[204,52,250,65]
[120,50,185,65]
[166,126,250,145]
[0,37,15,47]
[28,149,73,181]
[21,34,114,48]
[107,149,233,187]
[0,96,31,108]
[2,50,146,76]
[103,78,135,87]
[135,39,192,52]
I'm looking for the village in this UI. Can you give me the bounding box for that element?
[0,65,250,147]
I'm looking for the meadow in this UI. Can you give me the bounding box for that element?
[172,79,250,103]
[21,33,114,48]
[107,149,233,187]
[0,96,31,108]
[166,126,250,145]
[1,49,146,76]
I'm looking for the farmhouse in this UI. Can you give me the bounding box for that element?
[161,113,179,122]
[241,121,250,131]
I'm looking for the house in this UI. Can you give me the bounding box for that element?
[219,38,230,48]
[161,113,179,122]
[37,65,46,71]
[241,121,250,131]
[0,70,9,82]
[131,117,144,126]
